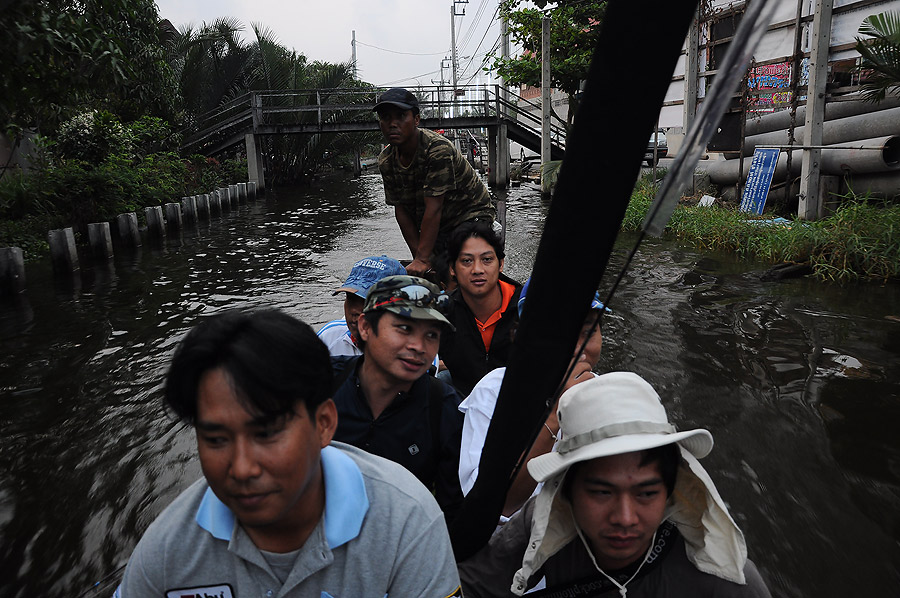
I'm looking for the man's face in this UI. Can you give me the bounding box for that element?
[377,106,419,147]
[568,451,668,570]
[195,367,336,552]
[451,236,503,301]
[343,292,365,341]
[359,311,441,384]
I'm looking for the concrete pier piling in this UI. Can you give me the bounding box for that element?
[87,222,114,259]
[248,181,258,200]
[116,212,141,247]
[238,182,248,202]
[48,227,79,273]
[180,196,197,225]
[164,202,183,230]
[145,206,166,237]
[229,184,240,206]
[0,247,26,295]
[197,194,211,220]
[209,192,221,216]
[218,188,231,212]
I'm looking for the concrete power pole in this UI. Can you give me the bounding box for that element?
[798,0,834,220]
[351,30,357,80]
[541,17,551,167]
[683,8,700,135]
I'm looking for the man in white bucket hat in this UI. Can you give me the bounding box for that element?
[459,372,771,597]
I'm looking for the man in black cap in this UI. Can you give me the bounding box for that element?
[331,274,466,520]
[373,87,496,281]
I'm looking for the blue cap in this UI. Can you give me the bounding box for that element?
[517,277,610,318]
[334,256,407,299]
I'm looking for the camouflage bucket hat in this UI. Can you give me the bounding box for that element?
[363,275,455,331]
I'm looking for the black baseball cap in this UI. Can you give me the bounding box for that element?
[373,88,419,112]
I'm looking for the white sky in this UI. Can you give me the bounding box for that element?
[154,0,505,89]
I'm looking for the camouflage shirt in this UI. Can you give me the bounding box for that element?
[378,128,495,238]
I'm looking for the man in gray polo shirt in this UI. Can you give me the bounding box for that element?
[114,309,461,598]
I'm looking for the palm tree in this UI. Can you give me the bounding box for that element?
[855,11,900,102]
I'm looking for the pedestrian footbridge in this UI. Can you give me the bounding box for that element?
[181,85,567,190]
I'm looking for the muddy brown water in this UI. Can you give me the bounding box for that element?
[1,173,898,596]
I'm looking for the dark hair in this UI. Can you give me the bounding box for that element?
[446,219,504,265]
[164,309,333,424]
[639,444,680,496]
[360,309,386,336]
[563,444,681,498]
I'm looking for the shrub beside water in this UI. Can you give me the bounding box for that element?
[0,113,246,259]
[624,175,900,283]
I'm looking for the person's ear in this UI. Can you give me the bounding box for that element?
[414,112,421,126]
[358,313,373,341]
[499,257,505,272]
[315,399,338,447]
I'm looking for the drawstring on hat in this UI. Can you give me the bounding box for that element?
[575,518,658,598]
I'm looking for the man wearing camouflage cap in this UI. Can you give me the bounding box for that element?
[331,275,466,519]
[374,87,496,280]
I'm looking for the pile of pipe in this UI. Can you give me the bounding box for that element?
[704,95,900,201]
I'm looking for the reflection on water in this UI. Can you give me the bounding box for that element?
[1,174,898,597]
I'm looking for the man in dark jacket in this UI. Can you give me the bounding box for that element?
[331,275,465,520]
[439,220,522,396]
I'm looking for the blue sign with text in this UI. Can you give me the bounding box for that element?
[740,148,780,215]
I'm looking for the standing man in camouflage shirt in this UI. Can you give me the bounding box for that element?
[374,88,495,281]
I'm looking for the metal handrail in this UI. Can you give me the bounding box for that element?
[181,84,567,153]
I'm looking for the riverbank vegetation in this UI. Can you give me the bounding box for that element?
[3,4,379,259]
[623,174,900,283]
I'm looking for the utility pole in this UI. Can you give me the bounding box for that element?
[450,1,467,149]
[683,8,700,134]
[798,0,834,220]
[351,31,358,80]
[541,17,551,168]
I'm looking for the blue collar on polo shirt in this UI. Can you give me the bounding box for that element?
[195,445,369,548]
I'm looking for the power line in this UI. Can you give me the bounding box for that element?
[376,68,443,88]
[356,40,449,57]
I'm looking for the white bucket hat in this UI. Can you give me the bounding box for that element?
[511,372,748,595]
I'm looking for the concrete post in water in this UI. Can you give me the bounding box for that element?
[48,227,79,273]
[196,194,210,220]
[164,202,183,230]
[209,192,221,216]
[245,132,266,192]
[145,206,166,237]
[180,196,197,225]
[218,188,231,212]
[116,212,141,247]
[0,247,26,295]
[229,184,240,206]
[238,182,248,202]
[248,181,258,200]
[87,222,113,259]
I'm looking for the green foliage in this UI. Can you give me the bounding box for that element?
[622,177,900,282]
[2,0,178,134]
[56,110,135,163]
[855,11,900,102]
[491,0,607,127]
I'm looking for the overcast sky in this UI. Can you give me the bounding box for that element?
[154,0,505,89]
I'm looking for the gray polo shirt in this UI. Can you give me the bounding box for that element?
[116,442,461,597]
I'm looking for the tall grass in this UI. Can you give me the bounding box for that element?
[623,176,900,282]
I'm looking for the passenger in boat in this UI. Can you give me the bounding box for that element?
[330,275,466,520]
[316,254,406,357]
[373,87,497,281]
[438,220,522,396]
[114,309,462,598]
[458,278,607,521]
[458,372,772,598]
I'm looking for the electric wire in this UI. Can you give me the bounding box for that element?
[355,40,449,57]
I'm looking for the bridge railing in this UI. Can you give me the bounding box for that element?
[181,85,567,154]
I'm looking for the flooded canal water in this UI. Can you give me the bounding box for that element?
[1,173,898,597]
